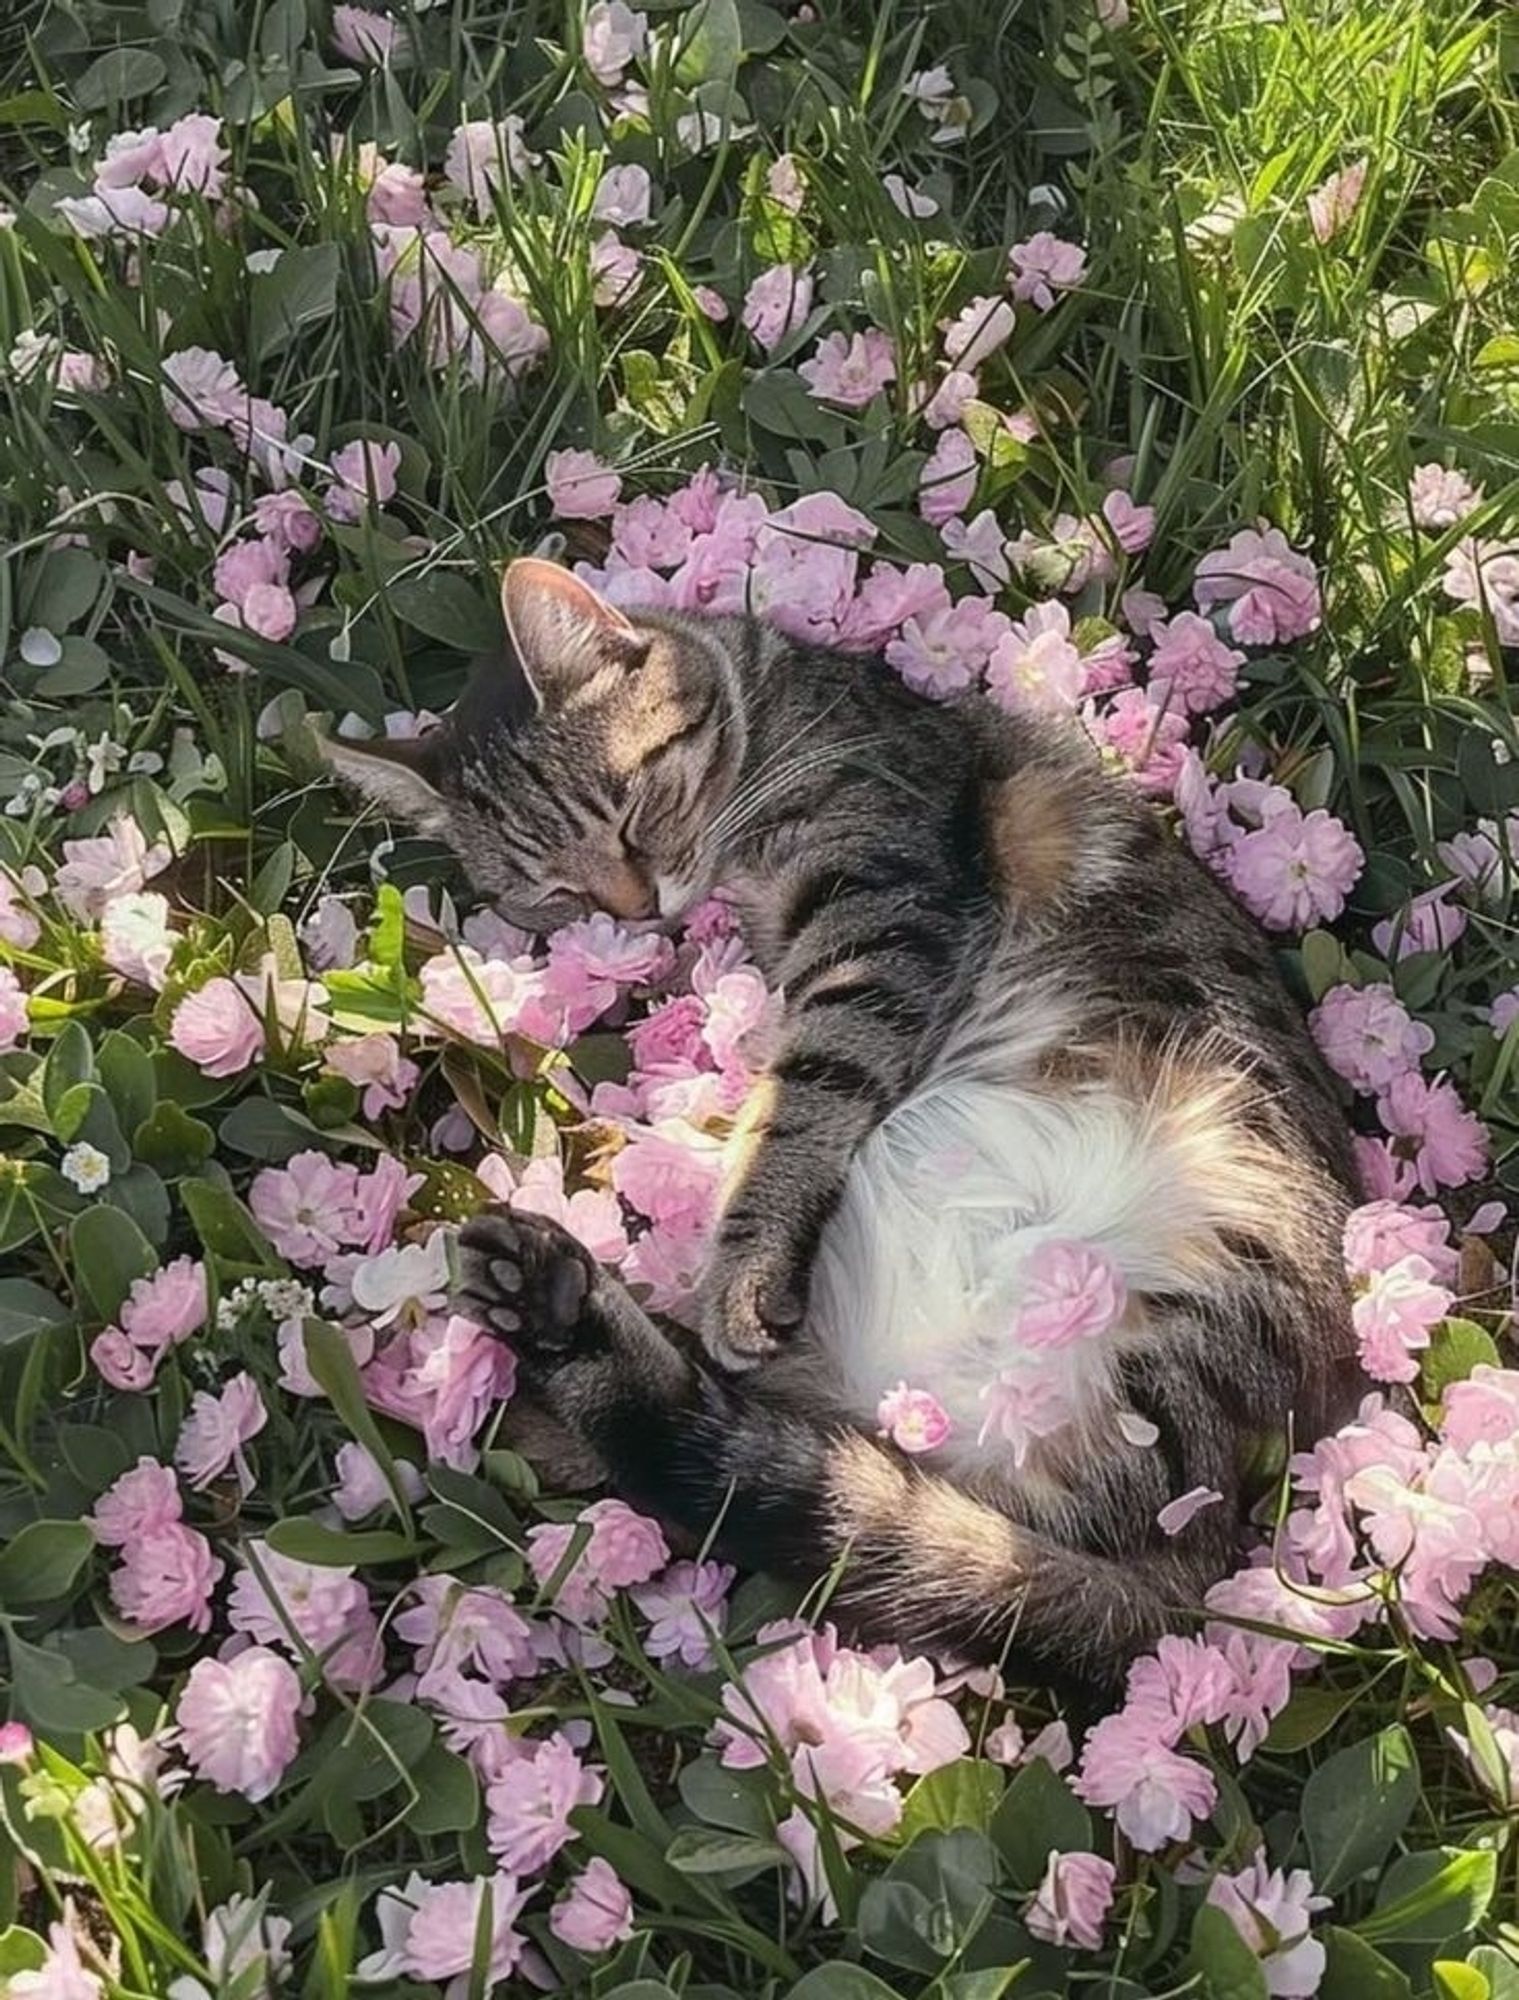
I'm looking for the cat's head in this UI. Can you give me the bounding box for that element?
[321,558,745,928]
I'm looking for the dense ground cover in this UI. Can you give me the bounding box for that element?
[1,0,1518,1994]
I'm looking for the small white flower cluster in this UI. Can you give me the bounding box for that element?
[215,1276,315,1333]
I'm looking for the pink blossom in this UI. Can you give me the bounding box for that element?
[1193,526,1322,645]
[398,1876,530,1998]
[876,1381,953,1453]
[977,1362,1078,1464]
[545,447,622,520]
[1407,463,1483,531]
[1352,1253,1451,1382]
[593,163,652,226]
[363,1312,514,1470]
[365,156,430,227]
[1442,1366,1519,1453]
[918,427,978,526]
[1374,1071,1489,1194]
[253,488,322,552]
[486,1731,604,1874]
[629,1558,735,1668]
[0,968,28,1053]
[1101,488,1155,554]
[550,1858,635,1953]
[1014,1238,1128,1347]
[1224,801,1363,930]
[1371,884,1467,961]
[123,1255,208,1349]
[0,866,43,949]
[324,1033,419,1117]
[1007,233,1087,311]
[442,118,535,216]
[175,1647,302,1801]
[228,1540,381,1690]
[169,978,265,1077]
[1157,1485,1225,1535]
[251,1152,365,1264]
[741,265,814,352]
[100,890,175,989]
[1307,158,1368,244]
[496,1154,630,1266]
[923,368,979,428]
[986,600,1083,712]
[940,511,1012,591]
[1093,686,1191,797]
[1146,612,1245,715]
[90,1328,155,1392]
[161,347,245,429]
[1491,987,1519,1035]
[55,815,170,920]
[527,1498,670,1621]
[1024,1850,1116,1950]
[325,438,401,523]
[7,1913,103,2000]
[1074,1710,1217,1848]
[109,1524,222,1635]
[1310,981,1434,1093]
[1343,1199,1457,1285]
[332,5,397,62]
[800,328,897,408]
[0,1723,33,1765]
[583,0,648,84]
[591,229,642,305]
[90,1457,182,1546]
[612,1120,723,1232]
[212,529,290,605]
[1208,1853,1328,1996]
[1441,538,1519,646]
[941,296,1016,371]
[175,1373,267,1494]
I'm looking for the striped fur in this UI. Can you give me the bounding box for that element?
[335,559,1362,1687]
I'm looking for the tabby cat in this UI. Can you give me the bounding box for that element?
[324,556,1361,1688]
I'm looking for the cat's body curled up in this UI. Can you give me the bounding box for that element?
[326,556,1362,1689]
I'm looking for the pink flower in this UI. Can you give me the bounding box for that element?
[124,1256,208,1349]
[551,1858,635,1953]
[109,1524,222,1635]
[91,1458,182,1546]
[876,1382,953,1453]
[253,488,322,552]
[486,1732,604,1874]
[1208,1852,1328,1996]
[629,1558,735,1668]
[527,1499,670,1621]
[399,1876,530,1998]
[0,866,43,948]
[7,1913,103,2000]
[919,427,978,526]
[1093,687,1191,797]
[986,600,1083,711]
[612,1120,723,1232]
[90,1327,155,1392]
[0,1723,32,1765]
[332,5,397,63]
[545,447,622,520]
[55,815,170,920]
[169,978,265,1077]
[1307,158,1368,244]
[1374,1071,1489,1194]
[1015,1239,1128,1346]
[1193,526,1322,645]
[1352,1253,1451,1383]
[1224,801,1363,930]
[332,1439,424,1520]
[741,265,814,352]
[1441,538,1519,646]
[583,0,648,84]
[977,1362,1078,1465]
[1407,463,1483,531]
[1024,1850,1116,1950]
[1371,885,1467,962]
[1007,233,1087,311]
[1490,988,1519,1035]
[1343,1199,1457,1284]
[799,328,897,408]
[591,229,642,305]
[363,1311,515,1470]
[175,1647,302,1801]
[941,295,1016,371]
[100,890,175,989]
[158,112,229,196]
[175,1373,267,1494]
[593,163,652,226]
[228,1541,381,1690]
[326,438,401,523]
[1146,612,1244,716]
[1157,1485,1225,1535]
[324,1033,419,1118]
[0,967,28,1053]
[1074,1710,1217,1848]
[1442,1366,1519,1453]
[1310,982,1434,1093]
[251,1152,365,1264]
[161,347,245,430]
[1102,489,1154,554]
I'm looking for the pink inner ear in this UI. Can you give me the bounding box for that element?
[501,557,639,644]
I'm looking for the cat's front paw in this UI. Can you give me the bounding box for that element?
[698,1233,810,1372]
[456,1206,602,1382]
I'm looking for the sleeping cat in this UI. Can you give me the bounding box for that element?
[324,555,1362,1687]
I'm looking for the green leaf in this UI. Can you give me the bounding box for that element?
[991,1758,1092,1889]
[1184,1904,1269,2000]
[42,1020,95,1123]
[0,1278,71,1346]
[786,1970,905,2000]
[304,1320,413,1529]
[1302,1726,1420,1894]
[744,367,833,441]
[404,1741,479,1836]
[73,47,169,109]
[859,1830,1001,1973]
[1434,1964,1492,2000]
[1423,1319,1502,1402]
[1320,1927,1413,1999]
[26,549,103,631]
[265,1519,418,1566]
[0,1520,94,1605]
[900,1759,1007,1843]
[1467,1948,1519,1999]
[68,1205,156,1322]
[98,1032,156,1134]
[1264,1682,1367,1753]
[665,1827,789,1875]
[135,1101,216,1178]
[0,1929,47,1978]
[386,570,502,652]
[250,243,341,361]
[1299,928,1348,1000]
[1358,1848,1497,1946]
[674,0,743,84]
[217,1096,314,1162]
[676,1754,772,1835]
[7,1630,124,1734]
[180,1178,279,1265]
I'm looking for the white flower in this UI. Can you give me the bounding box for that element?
[61,1143,112,1193]
[348,1232,452,1328]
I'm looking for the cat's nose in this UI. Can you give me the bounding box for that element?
[597,859,656,920]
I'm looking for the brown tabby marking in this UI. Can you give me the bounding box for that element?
[983,768,1080,914]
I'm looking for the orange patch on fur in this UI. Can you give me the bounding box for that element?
[720,1075,777,1212]
[984,769,1079,913]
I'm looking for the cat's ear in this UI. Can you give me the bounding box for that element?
[502,557,648,706]
[318,728,451,833]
